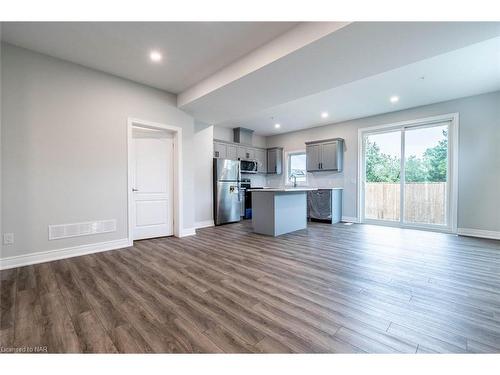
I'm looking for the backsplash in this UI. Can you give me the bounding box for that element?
[246,174,267,187]
[266,171,345,189]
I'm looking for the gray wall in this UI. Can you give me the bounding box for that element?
[266,91,500,232]
[1,43,199,258]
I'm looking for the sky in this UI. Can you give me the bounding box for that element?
[367,124,447,158]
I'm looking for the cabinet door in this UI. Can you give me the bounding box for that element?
[226,144,238,160]
[267,149,277,173]
[306,144,321,171]
[214,142,227,159]
[275,148,283,175]
[237,146,247,160]
[321,141,339,170]
[246,148,256,160]
[255,149,267,173]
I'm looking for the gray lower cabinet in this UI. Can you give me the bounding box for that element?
[305,138,344,172]
[267,147,283,175]
[307,188,343,223]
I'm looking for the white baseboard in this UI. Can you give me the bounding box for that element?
[0,238,130,270]
[179,227,196,237]
[195,220,215,229]
[341,216,359,223]
[457,228,500,240]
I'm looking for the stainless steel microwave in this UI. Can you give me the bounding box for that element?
[240,159,258,174]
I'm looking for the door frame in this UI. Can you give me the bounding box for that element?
[127,118,183,245]
[357,113,459,233]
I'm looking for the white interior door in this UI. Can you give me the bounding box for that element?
[132,131,173,240]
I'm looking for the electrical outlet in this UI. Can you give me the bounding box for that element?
[3,233,14,245]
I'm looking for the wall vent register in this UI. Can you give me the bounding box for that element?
[48,219,117,240]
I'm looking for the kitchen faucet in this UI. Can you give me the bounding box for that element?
[291,174,297,188]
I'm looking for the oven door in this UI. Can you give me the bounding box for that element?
[240,160,258,173]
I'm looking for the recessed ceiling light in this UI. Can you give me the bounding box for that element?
[149,50,163,62]
[321,112,329,118]
[390,96,399,103]
[274,123,281,129]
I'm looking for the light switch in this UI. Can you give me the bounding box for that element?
[3,233,14,245]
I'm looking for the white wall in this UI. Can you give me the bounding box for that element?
[0,28,3,257]
[1,43,198,259]
[266,91,500,232]
[193,121,214,226]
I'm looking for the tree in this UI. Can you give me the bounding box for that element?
[365,129,447,183]
[365,140,400,183]
[405,155,427,182]
[423,130,448,182]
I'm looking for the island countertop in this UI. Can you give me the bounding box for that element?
[247,187,318,192]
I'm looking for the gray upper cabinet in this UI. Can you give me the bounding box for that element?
[213,139,268,174]
[306,144,321,171]
[237,146,247,160]
[267,147,283,175]
[226,144,238,160]
[237,146,255,160]
[255,148,267,174]
[321,141,340,170]
[246,148,256,160]
[214,142,227,159]
[305,138,344,172]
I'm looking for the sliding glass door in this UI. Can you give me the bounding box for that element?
[364,130,401,222]
[403,124,448,226]
[361,119,453,231]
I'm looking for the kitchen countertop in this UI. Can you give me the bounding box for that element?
[247,187,318,192]
[314,187,344,190]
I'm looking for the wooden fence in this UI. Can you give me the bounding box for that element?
[365,182,446,224]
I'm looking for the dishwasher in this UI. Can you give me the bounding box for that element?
[307,189,343,223]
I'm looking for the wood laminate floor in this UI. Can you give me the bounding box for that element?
[1,221,500,353]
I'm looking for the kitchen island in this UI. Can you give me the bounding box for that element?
[248,188,317,236]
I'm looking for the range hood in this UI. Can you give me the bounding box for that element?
[233,127,254,145]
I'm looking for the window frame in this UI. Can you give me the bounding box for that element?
[357,112,459,234]
[286,150,307,186]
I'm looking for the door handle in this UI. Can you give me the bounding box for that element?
[132,188,139,192]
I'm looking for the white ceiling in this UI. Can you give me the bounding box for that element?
[2,22,499,136]
[222,36,500,135]
[179,22,500,133]
[1,22,298,93]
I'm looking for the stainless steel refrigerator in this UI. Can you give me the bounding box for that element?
[213,158,241,225]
